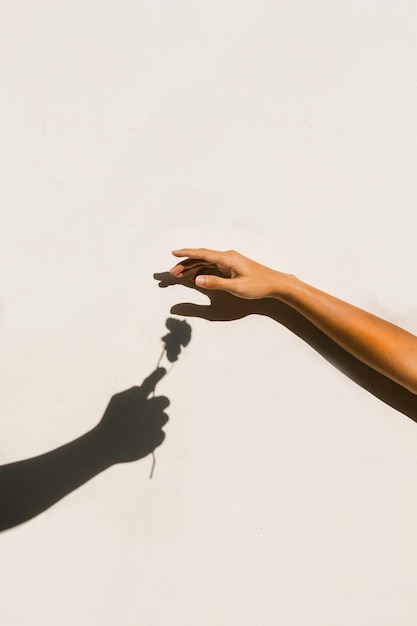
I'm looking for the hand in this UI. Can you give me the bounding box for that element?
[154,270,258,321]
[96,368,169,464]
[168,248,287,299]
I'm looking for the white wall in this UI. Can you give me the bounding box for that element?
[1,1,417,624]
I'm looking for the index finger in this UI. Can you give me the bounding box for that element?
[140,367,167,397]
[172,248,223,264]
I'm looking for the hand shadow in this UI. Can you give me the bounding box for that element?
[154,271,417,423]
[155,270,256,321]
[0,368,169,532]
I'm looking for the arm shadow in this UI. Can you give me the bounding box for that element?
[0,368,169,532]
[261,298,417,423]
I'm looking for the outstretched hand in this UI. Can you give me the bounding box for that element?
[96,368,169,464]
[154,270,259,321]
[168,248,287,299]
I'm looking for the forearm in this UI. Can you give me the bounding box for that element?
[0,427,111,531]
[168,248,417,393]
[273,274,417,394]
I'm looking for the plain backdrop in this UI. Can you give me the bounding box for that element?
[1,1,416,624]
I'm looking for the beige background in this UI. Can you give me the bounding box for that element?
[1,1,416,624]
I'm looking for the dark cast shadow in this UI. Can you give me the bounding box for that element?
[154,272,417,424]
[0,317,193,532]
[0,368,169,532]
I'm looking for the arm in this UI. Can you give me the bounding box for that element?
[0,428,111,531]
[0,369,169,531]
[169,248,417,395]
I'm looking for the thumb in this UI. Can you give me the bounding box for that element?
[170,302,211,318]
[141,367,167,397]
[195,275,231,291]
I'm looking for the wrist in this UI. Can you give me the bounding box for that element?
[268,271,300,301]
[87,425,116,469]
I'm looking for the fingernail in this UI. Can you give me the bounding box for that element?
[195,275,206,286]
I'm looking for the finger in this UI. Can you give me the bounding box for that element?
[168,263,184,276]
[153,271,173,281]
[194,275,233,291]
[148,395,170,411]
[172,248,224,265]
[153,271,185,287]
[155,273,209,295]
[154,430,166,447]
[175,264,229,283]
[169,260,215,277]
[170,303,212,318]
[154,271,198,290]
[170,259,214,272]
[141,367,167,397]
[153,411,169,428]
[168,265,209,278]
[186,266,231,281]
